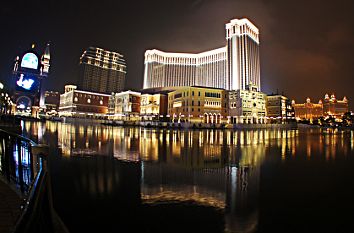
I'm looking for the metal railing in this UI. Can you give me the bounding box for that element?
[0,128,56,233]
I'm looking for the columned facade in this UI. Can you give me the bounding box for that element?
[167,86,229,124]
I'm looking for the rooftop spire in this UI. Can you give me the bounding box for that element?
[43,42,50,59]
[41,42,51,75]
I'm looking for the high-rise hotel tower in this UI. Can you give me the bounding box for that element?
[226,19,260,90]
[143,18,260,91]
[78,47,126,94]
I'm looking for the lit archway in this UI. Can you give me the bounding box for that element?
[16,96,32,112]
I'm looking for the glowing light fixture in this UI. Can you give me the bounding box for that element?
[17,74,35,90]
[21,53,39,69]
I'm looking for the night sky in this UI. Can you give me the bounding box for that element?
[1,0,354,109]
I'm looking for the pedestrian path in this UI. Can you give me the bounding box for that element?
[0,179,21,233]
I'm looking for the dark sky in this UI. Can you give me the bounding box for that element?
[1,0,354,109]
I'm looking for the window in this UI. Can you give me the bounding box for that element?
[192,91,194,96]
[74,97,78,102]
[87,99,91,104]
[205,92,221,98]
[175,93,182,99]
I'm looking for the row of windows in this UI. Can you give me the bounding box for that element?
[174,93,182,99]
[77,107,103,112]
[168,100,201,108]
[169,101,227,109]
[242,99,265,104]
[242,104,265,109]
[171,91,228,100]
[230,103,238,108]
[74,97,103,105]
[191,91,201,97]
[205,92,221,98]
[205,101,221,106]
[170,108,202,112]
[75,93,104,100]
[175,91,202,98]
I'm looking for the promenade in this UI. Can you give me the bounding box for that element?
[0,179,21,233]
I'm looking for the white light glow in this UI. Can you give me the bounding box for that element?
[17,74,34,90]
[21,53,39,69]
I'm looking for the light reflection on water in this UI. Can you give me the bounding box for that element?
[21,121,354,233]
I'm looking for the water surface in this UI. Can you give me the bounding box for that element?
[22,121,354,233]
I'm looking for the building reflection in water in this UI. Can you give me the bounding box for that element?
[20,121,354,233]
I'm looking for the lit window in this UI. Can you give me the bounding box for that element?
[100,100,103,105]
[74,97,78,102]
[87,99,91,103]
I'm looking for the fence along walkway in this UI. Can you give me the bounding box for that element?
[0,127,40,233]
[0,127,53,233]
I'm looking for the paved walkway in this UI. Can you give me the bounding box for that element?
[0,179,22,233]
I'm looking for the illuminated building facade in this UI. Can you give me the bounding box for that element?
[144,48,228,89]
[226,19,260,90]
[44,91,60,114]
[140,93,168,120]
[229,84,266,124]
[78,47,126,94]
[143,18,260,91]
[0,89,13,115]
[109,91,141,120]
[12,43,50,115]
[108,93,116,115]
[266,94,295,123]
[59,85,110,117]
[323,94,348,118]
[167,86,228,124]
[292,98,323,120]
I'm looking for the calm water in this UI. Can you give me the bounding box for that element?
[21,121,354,233]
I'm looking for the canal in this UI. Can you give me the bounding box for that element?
[21,121,354,233]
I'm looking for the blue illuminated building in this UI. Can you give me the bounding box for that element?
[12,43,50,115]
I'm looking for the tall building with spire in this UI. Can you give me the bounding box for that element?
[143,18,261,91]
[12,43,51,115]
[78,47,126,94]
